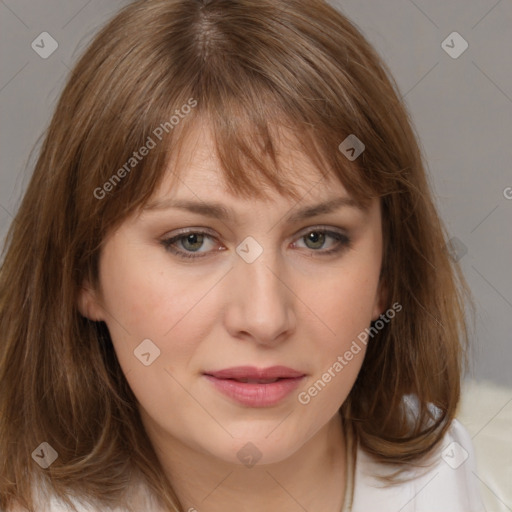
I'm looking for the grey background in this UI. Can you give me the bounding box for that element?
[1,0,511,385]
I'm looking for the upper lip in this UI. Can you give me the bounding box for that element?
[204,366,305,380]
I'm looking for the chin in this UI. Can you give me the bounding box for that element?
[199,426,306,467]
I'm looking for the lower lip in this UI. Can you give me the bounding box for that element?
[204,375,305,407]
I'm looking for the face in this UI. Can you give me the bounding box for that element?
[80,121,385,467]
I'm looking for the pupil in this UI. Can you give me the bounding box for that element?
[306,231,324,249]
[184,233,203,251]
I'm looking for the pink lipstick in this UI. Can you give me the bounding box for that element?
[203,365,306,407]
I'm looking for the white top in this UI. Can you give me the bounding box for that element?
[27,419,485,512]
[344,418,485,511]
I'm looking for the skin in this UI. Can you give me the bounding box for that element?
[79,121,385,512]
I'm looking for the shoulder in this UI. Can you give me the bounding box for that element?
[11,483,100,512]
[351,418,486,512]
[13,475,166,512]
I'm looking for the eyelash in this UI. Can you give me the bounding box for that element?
[160,227,352,260]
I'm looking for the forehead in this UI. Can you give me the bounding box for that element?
[152,119,348,204]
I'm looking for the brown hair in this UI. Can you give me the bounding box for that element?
[0,0,474,510]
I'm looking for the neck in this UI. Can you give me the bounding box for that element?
[144,412,347,512]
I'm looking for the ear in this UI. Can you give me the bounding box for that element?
[371,277,388,322]
[77,281,105,322]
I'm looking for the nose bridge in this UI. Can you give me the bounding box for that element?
[225,239,294,343]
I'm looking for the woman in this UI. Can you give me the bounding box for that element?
[0,0,485,510]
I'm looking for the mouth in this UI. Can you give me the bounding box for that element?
[202,366,306,407]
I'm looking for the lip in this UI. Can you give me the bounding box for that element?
[203,366,306,407]
[205,365,305,380]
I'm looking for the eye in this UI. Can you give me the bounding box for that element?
[161,230,221,259]
[292,228,351,256]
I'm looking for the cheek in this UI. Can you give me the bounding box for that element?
[296,272,375,417]
[307,255,381,346]
[96,238,222,378]
[297,237,382,405]
[98,239,208,336]
[312,272,377,327]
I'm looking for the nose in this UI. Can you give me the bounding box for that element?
[223,245,296,346]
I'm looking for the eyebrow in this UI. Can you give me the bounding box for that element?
[142,196,365,223]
